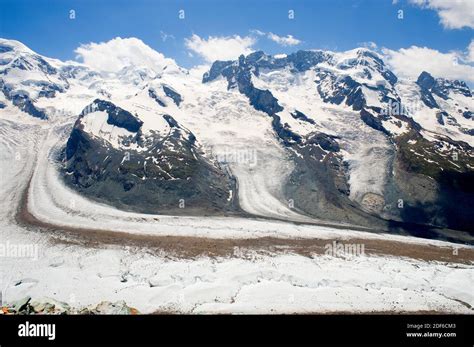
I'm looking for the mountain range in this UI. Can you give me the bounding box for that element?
[1,38,473,241]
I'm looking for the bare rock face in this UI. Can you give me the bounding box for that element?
[63,99,239,215]
[361,193,385,213]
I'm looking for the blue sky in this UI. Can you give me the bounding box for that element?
[0,0,472,65]
[0,0,473,85]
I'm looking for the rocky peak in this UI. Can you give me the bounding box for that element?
[203,50,331,84]
[286,50,330,72]
[416,71,436,90]
[0,39,58,76]
[81,99,143,132]
[0,39,35,58]
[202,60,234,83]
[162,85,183,106]
[417,71,471,100]
[436,78,472,98]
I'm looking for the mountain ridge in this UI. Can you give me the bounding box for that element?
[1,38,473,241]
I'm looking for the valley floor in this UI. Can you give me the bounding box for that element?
[0,114,473,314]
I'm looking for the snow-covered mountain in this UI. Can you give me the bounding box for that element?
[1,38,473,237]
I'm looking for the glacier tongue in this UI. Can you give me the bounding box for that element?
[166,74,306,220]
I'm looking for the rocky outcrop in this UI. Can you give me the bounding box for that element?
[291,110,315,124]
[416,71,472,108]
[1,297,139,315]
[5,91,48,119]
[162,85,182,106]
[416,71,440,108]
[63,100,238,215]
[85,99,143,132]
[360,108,389,135]
[306,133,340,152]
[202,60,234,82]
[148,87,166,107]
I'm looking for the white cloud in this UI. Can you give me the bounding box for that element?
[75,37,178,73]
[359,41,378,49]
[250,29,302,46]
[250,29,266,36]
[467,39,474,62]
[184,34,256,62]
[267,33,301,46]
[409,0,474,29]
[383,45,474,83]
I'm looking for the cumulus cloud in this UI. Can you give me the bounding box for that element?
[75,37,178,73]
[409,0,474,29]
[382,45,474,84]
[184,34,256,62]
[267,33,302,46]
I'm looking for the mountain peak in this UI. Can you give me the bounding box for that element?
[416,70,471,98]
[416,71,436,89]
[0,38,35,54]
